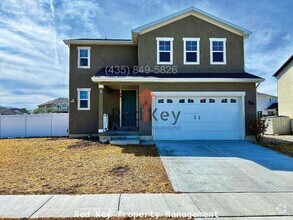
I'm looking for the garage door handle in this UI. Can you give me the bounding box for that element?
[198,115,200,120]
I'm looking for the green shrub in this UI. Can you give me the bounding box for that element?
[248,117,268,143]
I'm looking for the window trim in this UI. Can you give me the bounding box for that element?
[209,38,226,65]
[77,47,91,69]
[230,98,237,103]
[156,37,174,65]
[183,38,200,65]
[221,98,228,103]
[77,88,91,110]
[200,99,206,103]
[188,99,194,103]
[158,99,164,103]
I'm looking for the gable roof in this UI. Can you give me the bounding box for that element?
[38,98,69,107]
[273,55,293,77]
[132,6,252,38]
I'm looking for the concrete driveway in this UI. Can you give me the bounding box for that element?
[156,140,293,193]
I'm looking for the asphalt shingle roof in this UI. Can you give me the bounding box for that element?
[38,98,68,107]
[266,103,278,110]
[95,68,263,79]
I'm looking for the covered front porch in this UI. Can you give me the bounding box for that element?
[98,84,139,134]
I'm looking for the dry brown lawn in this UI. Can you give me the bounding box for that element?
[261,143,293,157]
[0,138,173,194]
[262,135,293,157]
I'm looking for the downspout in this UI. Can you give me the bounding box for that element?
[255,82,262,119]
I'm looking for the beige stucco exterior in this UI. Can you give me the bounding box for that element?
[276,59,293,118]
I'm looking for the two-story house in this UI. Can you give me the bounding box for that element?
[38,97,69,113]
[273,55,293,119]
[64,7,264,141]
[256,92,278,117]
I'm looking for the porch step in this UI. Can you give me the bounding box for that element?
[102,131,138,136]
[140,140,155,146]
[110,138,140,146]
[111,135,139,140]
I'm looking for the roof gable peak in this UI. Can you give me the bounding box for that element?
[132,6,251,38]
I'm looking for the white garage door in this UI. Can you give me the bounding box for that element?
[152,92,245,140]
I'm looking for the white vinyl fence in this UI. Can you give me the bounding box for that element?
[0,113,68,138]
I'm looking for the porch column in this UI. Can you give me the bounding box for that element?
[98,84,104,133]
[119,88,122,127]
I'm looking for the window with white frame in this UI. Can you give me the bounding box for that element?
[77,88,91,110]
[78,47,91,68]
[183,38,200,64]
[156,37,173,64]
[209,38,226,64]
[230,99,237,103]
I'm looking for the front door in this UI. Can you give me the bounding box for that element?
[122,90,137,127]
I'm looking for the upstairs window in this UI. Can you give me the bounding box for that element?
[77,88,91,110]
[183,38,200,64]
[78,47,91,68]
[210,38,226,64]
[156,37,173,64]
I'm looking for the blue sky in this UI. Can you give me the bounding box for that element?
[0,0,292,109]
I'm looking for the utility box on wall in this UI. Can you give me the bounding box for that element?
[264,116,291,135]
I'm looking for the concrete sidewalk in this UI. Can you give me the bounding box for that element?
[0,193,292,218]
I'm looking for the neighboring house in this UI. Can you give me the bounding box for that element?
[0,107,23,115]
[273,55,293,119]
[63,7,264,140]
[256,92,278,117]
[38,98,69,112]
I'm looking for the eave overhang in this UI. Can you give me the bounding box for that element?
[91,76,264,84]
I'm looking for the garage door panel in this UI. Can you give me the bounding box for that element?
[176,122,240,132]
[173,113,241,123]
[154,94,244,140]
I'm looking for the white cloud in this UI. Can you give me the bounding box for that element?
[0,0,103,109]
[0,0,292,108]
[245,26,293,96]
